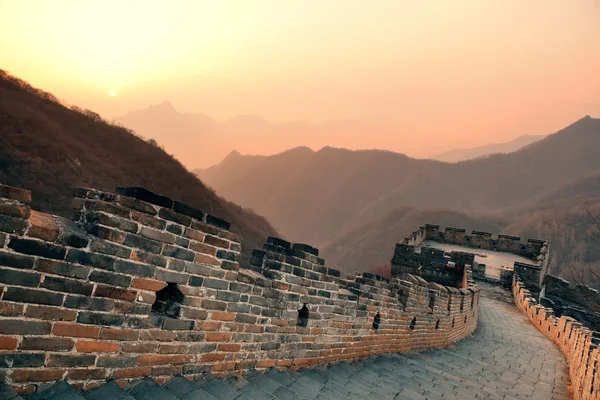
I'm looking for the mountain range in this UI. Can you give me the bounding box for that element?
[433,134,546,162]
[0,71,278,265]
[196,116,600,284]
[116,102,545,169]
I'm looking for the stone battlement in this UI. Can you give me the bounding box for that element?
[394,224,549,290]
[0,183,479,395]
[513,274,600,399]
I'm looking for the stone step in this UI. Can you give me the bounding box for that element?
[198,378,244,400]
[128,378,178,400]
[0,384,24,400]
[84,381,135,400]
[27,381,86,400]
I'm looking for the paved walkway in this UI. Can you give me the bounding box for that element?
[6,298,571,399]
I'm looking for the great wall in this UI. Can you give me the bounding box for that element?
[0,182,598,399]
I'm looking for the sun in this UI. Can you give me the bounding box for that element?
[110,91,116,97]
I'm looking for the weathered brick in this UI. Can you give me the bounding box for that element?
[53,322,100,338]
[35,258,90,278]
[66,249,116,270]
[205,332,233,342]
[0,269,41,287]
[0,319,51,335]
[206,214,230,230]
[112,367,151,379]
[0,215,28,234]
[131,210,165,229]
[0,336,18,350]
[94,285,137,302]
[227,303,251,313]
[114,259,155,277]
[230,282,252,293]
[85,211,138,233]
[188,276,204,287]
[131,250,167,267]
[162,318,194,330]
[175,236,189,248]
[165,223,184,236]
[204,278,229,290]
[0,250,35,269]
[20,337,74,351]
[3,287,63,306]
[167,259,187,272]
[47,354,96,367]
[117,195,158,215]
[154,269,189,284]
[0,302,24,316]
[87,224,127,243]
[11,369,65,382]
[27,210,59,241]
[221,261,240,271]
[183,228,204,242]
[158,208,192,226]
[236,314,257,324]
[121,342,157,353]
[204,235,230,249]
[41,275,93,295]
[137,354,191,366]
[77,311,125,326]
[96,355,138,368]
[131,278,167,292]
[212,311,235,321]
[185,262,214,276]
[201,353,226,362]
[82,199,131,218]
[201,299,227,311]
[124,233,163,254]
[100,327,139,341]
[189,242,218,257]
[0,184,32,203]
[216,249,239,262]
[25,305,77,321]
[139,226,175,244]
[162,245,195,261]
[76,340,119,353]
[67,368,107,380]
[89,270,131,288]
[64,295,114,311]
[180,307,208,320]
[0,353,45,368]
[90,240,132,258]
[8,237,66,260]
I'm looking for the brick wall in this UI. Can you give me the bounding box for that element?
[513,275,600,399]
[0,183,479,395]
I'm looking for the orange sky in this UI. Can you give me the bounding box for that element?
[2,0,600,157]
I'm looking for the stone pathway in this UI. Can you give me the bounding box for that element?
[2,297,571,399]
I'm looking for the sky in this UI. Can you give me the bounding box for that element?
[2,0,600,159]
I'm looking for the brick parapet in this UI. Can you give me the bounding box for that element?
[0,183,479,395]
[513,274,600,399]
[395,224,549,289]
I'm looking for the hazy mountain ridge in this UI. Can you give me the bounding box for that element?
[198,116,600,283]
[197,115,600,242]
[434,134,546,162]
[0,71,278,265]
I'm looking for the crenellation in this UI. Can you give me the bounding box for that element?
[514,274,600,400]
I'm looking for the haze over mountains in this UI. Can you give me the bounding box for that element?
[116,102,549,169]
[0,71,278,264]
[197,116,600,284]
[434,134,546,162]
